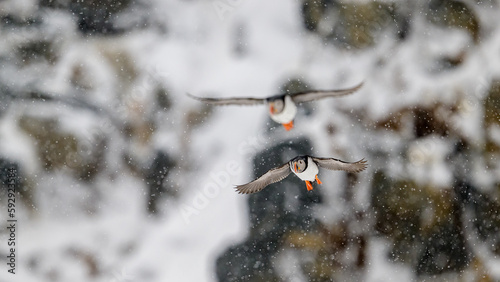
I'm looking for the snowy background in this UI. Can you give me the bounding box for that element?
[0,0,500,281]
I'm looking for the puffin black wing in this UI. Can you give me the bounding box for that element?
[312,157,368,173]
[290,82,363,103]
[235,163,291,194]
[187,93,266,106]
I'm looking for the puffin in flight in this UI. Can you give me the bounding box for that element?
[187,82,363,131]
[235,155,367,194]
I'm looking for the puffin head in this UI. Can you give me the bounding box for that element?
[268,98,285,115]
[291,156,308,173]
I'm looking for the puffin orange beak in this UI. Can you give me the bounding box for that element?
[294,163,298,173]
[269,105,274,114]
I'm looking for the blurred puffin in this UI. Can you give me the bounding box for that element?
[187,82,363,131]
[235,155,367,194]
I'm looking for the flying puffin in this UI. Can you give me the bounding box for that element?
[187,82,363,131]
[235,155,367,194]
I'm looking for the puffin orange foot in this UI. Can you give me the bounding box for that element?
[283,121,294,131]
[305,180,313,191]
[315,175,322,184]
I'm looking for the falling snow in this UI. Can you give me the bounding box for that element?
[0,0,500,281]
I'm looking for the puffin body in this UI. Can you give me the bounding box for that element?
[290,156,318,181]
[187,82,363,131]
[268,96,297,131]
[235,155,367,194]
[290,156,321,191]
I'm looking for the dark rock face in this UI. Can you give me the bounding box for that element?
[455,180,500,255]
[426,0,480,43]
[18,116,106,182]
[16,40,57,65]
[38,0,132,35]
[301,0,332,32]
[69,0,132,35]
[300,0,480,50]
[416,197,470,275]
[372,170,473,276]
[301,0,396,49]
[145,150,174,214]
[484,80,500,128]
[216,133,370,281]
[216,137,322,281]
[370,132,500,278]
[247,139,321,237]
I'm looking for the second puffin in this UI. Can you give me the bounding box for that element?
[188,82,363,131]
[235,155,367,194]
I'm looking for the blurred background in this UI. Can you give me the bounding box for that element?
[0,0,499,281]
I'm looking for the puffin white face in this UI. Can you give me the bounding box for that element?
[292,158,307,173]
[269,99,284,115]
